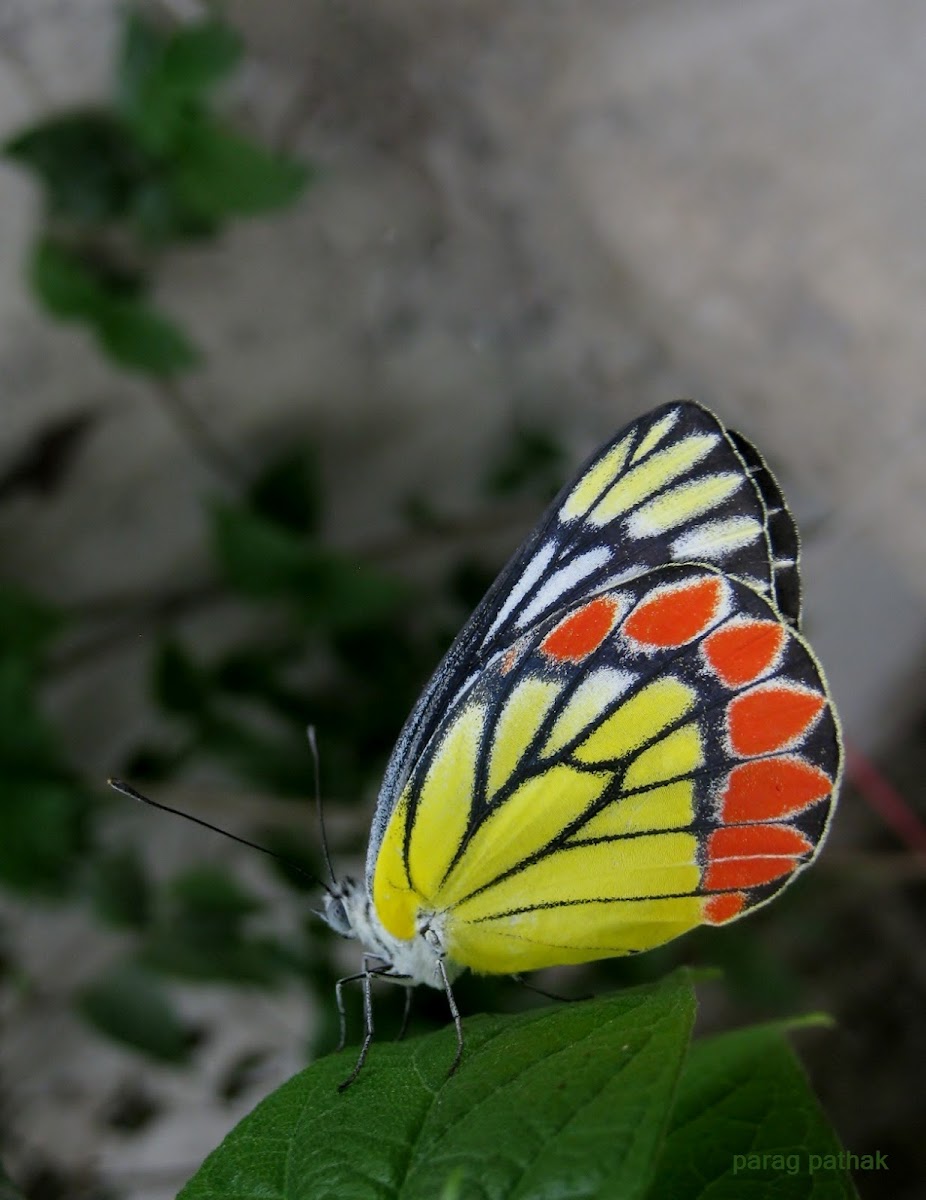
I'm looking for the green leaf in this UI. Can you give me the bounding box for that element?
[78,961,193,1062]
[96,296,200,375]
[117,8,170,120]
[29,238,199,375]
[0,657,59,770]
[153,638,211,716]
[647,1022,858,1198]
[0,1159,27,1200]
[210,503,403,626]
[0,585,60,658]
[139,865,286,984]
[211,501,312,594]
[252,826,323,894]
[0,777,90,894]
[140,927,286,986]
[196,714,314,796]
[179,972,696,1200]
[86,846,151,929]
[158,20,242,96]
[248,448,322,535]
[169,864,263,919]
[118,12,242,153]
[3,110,146,222]
[168,118,309,219]
[484,426,566,500]
[29,238,117,322]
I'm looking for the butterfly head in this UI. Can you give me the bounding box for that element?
[320,876,459,990]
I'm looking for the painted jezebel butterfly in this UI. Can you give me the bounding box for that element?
[321,400,842,1082]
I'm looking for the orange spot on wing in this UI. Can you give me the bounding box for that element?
[703,823,812,890]
[500,640,526,675]
[703,620,785,686]
[721,758,832,823]
[540,596,618,662]
[728,685,825,756]
[703,891,746,924]
[623,577,723,648]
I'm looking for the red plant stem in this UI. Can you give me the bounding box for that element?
[846,743,926,857]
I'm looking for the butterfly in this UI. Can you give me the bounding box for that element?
[321,400,842,1086]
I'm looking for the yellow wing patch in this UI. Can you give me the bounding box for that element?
[438,765,607,907]
[487,676,560,796]
[445,895,705,973]
[559,434,633,522]
[573,676,696,764]
[588,434,719,526]
[627,472,744,538]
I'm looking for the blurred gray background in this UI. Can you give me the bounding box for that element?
[1,1,924,1197]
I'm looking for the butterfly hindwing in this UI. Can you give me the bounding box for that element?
[370,564,839,973]
[368,401,801,881]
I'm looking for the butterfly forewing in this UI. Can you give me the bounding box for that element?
[368,401,801,880]
[370,564,840,974]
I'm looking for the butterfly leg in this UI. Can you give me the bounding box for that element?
[337,958,410,1091]
[425,929,464,1076]
[334,969,366,1053]
[397,986,413,1042]
[511,973,593,1003]
[338,957,380,1092]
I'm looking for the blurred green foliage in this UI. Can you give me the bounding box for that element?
[4,9,311,376]
[0,586,91,894]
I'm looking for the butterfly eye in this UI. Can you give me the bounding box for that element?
[323,895,353,937]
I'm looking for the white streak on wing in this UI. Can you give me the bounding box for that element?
[670,516,763,561]
[590,568,647,594]
[544,668,638,755]
[483,539,556,642]
[515,546,613,629]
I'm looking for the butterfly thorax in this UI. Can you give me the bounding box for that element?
[321,876,461,990]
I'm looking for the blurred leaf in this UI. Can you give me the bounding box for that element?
[78,961,193,1062]
[140,864,285,985]
[0,1160,27,1200]
[30,238,198,375]
[153,638,212,716]
[252,826,323,894]
[118,12,242,153]
[168,118,309,219]
[117,7,170,121]
[3,110,146,223]
[484,425,566,500]
[86,846,151,929]
[0,586,60,658]
[141,928,287,986]
[179,972,697,1199]
[248,449,322,536]
[169,864,263,919]
[30,237,120,322]
[648,1021,857,1198]
[211,501,313,594]
[130,176,220,244]
[0,778,90,894]
[197,714,314,796]
[96,295,200,375]
[211,503,404,627]
[295,553,406,629]
[0,657,61,772]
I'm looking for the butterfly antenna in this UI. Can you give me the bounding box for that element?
[107,778,331,895]
[306,725,337,886]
